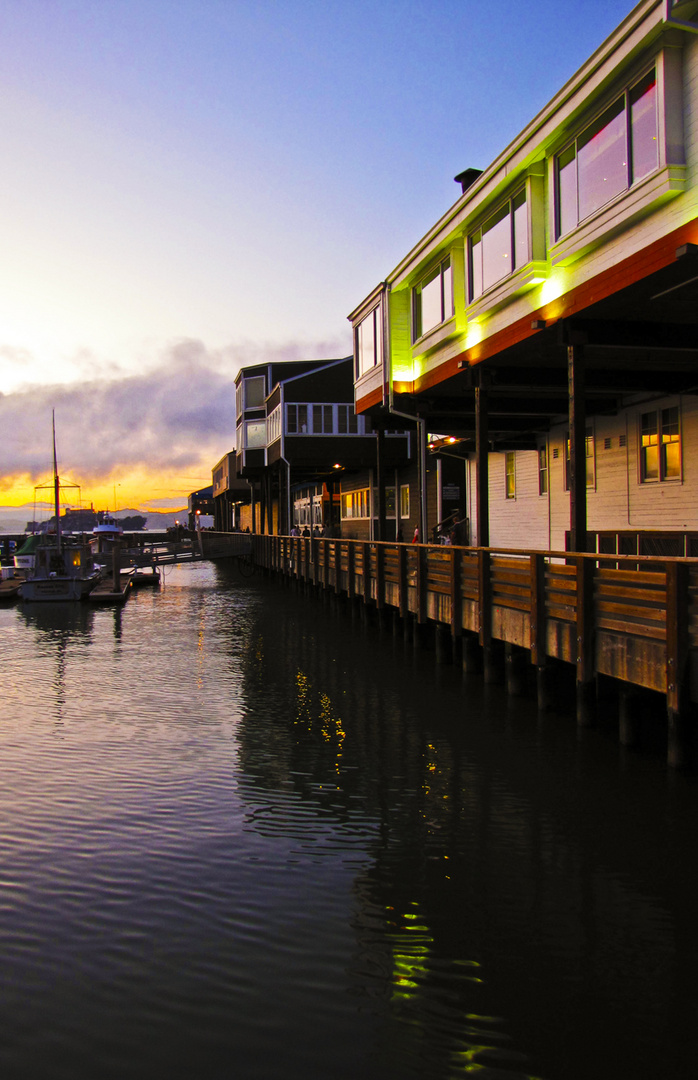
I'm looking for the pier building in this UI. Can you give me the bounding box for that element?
[349,0,698,554]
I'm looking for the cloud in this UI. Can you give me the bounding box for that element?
[0,336,348,488]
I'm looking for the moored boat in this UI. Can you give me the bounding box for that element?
[18,413,102,603]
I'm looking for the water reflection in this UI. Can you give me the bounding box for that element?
[0,564,696,1080]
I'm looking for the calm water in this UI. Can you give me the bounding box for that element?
[1,561,697,1080]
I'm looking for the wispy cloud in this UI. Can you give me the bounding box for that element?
[0,337,348,490]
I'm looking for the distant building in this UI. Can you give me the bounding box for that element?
[187,486,214,529]
[233,356,412,536]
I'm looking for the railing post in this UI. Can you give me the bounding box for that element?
[347,541,355,600]
[478,549,501,683]
[575,555,595,726]
[416,545,427,624]
[530,553,553,711]
[450,547,461,639]
[334,540,341,595]
[376,543,385,610]
[362,542,371,605]
[398,544,408,620]
[666,560,689,768]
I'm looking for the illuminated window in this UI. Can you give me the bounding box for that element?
[400,484,410,519]
[341,489,370,519]
[556,69,657,238]
[538,445,548,495]
[413,257,453,340]
[505,453,516,499]
[469,189,528,301]
[640,406,680,482]
[356,306,382,377]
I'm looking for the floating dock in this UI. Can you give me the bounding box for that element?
[88,571,133,605]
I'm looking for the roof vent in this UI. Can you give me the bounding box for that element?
[454,168,483,194]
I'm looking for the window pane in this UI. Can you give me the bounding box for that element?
[442,258,453,320]
[641,411,659,480]
[419,266,443,336]
[557,143,577,236]
[585,431,595,487]
[287,405,297,434]
[246,421,266,448]
[662,406,680,478]
[505,452,515,498]
[513,189,528,269]
[630,70,657,182]
[482,203,512,291]
[538,445,548,495]
[358,312,375,376]
[245,376,266,408]
[470,232,483,300]
[577,97,627,221]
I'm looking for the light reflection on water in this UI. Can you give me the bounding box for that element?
[0,561,697,1079]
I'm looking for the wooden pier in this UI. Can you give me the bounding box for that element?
[253,535,698,767]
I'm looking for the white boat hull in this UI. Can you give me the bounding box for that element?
[19,572,101,603]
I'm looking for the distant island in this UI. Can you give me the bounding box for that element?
[24,509,148,533]
[0,505,187,534]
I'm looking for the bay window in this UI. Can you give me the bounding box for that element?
[556,68,657,238]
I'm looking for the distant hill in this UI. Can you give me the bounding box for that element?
[0,505,188,533]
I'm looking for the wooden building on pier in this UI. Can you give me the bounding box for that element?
[350,0,698,556]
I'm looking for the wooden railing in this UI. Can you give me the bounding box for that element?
[252,536,698,706]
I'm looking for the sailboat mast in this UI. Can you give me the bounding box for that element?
[53,409,62,554]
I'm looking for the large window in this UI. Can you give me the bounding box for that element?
[356,306,382,378]
[640,406,680,482]
[341,489,370,520]
[469,190,527,301]
[556,69,657,238]
[371,487,396,520]
[413,257,453,340]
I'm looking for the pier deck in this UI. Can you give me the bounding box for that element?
[253,534,698,765]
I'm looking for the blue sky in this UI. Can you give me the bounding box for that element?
[0,0,635,506]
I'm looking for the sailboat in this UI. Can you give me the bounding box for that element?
[18,413,102,603]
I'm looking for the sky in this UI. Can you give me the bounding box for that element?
[0,0,635,512]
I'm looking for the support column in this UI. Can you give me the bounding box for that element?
[475,374,489,548]
[666,561,690,768]
[505,643,528,697]
[376,428,386,542]
[568,342,587,554]
[575,556,595,727]
[619,686,641,747]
